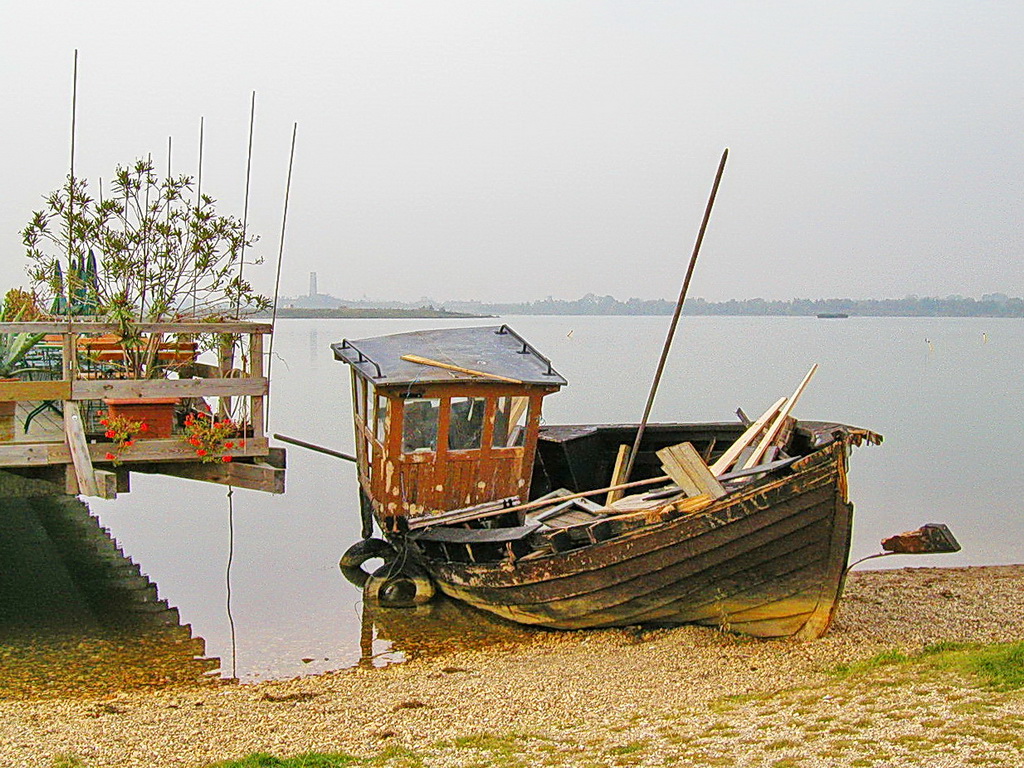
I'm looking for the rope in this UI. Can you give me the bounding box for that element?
[226,485,238,679]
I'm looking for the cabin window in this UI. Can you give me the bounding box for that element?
[402,398,440,452]
[353,374,367,424]
[492,396,528,447]
[373,393,389,443]
[448,396,486,451]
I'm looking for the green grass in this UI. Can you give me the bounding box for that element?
[831,640,1024,690]
[208,755,361,768]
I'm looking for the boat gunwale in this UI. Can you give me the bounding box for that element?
[424,439,846,588]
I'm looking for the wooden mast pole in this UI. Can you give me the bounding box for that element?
[621,148,728,484]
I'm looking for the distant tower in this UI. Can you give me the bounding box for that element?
[309,271,318,297]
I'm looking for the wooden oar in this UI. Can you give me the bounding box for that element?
[400,354,522,384]
[741,364,818,470]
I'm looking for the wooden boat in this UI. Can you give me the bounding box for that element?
[333,325,881,639]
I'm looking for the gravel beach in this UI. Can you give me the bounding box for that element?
[2,565,1022,768]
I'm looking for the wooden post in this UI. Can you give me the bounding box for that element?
[63,400,99,497]
[250,331,264,438]
[218,333,235,418]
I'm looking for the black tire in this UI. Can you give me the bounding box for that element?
[339,538,397,588]
[363,562,435,608]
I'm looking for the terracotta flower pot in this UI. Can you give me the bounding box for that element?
[103,398,179,439]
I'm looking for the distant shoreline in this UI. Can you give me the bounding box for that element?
[257,307,494,320]
[273,293,1024,319]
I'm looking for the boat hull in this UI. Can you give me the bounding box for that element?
[419,441,853,639]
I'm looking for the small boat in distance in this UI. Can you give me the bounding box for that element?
[333,325,885,640]
[816,313,850,319]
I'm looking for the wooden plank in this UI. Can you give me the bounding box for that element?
[0,321,272,334]
[400,354,523,384]
[0,442,55,466]
[710,397,786,476]
[742,365,818,471]
[71,376,268,400]
[656,442,727,499]
[46,436,270,465]
[134,460,285,494]
[63,401,99,496]
[605,444,631,505]
[656,444,701,497]
[0,380,72,401]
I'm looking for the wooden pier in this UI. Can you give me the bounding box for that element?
[0,320,284,499]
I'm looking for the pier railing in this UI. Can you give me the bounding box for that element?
[0,320,281,498]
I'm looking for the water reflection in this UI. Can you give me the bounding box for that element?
[357,595,542,669]
[0,494,218,698]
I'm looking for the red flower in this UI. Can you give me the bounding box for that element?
[196,448,208,456]
[105,452,116,461]
[99,419,109,426]
[224,441,234,449]
[105,430,116,439]
[139,423,149,432]
[221,455,233,463]
[124,440,134,447]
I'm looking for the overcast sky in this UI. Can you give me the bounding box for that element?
[1,1,1021,304]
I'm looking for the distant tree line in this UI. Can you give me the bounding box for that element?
[440,293,1024,318]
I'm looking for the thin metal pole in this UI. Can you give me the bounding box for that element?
[139,152,152,323]
[66,49,78,322]
[235,91,256,319]
[193,116,204,318]
[622,148,729,483]
[266,122,298,426]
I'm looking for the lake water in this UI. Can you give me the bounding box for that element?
[29,315,1024,683]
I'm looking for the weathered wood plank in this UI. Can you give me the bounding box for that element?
[63,401,99,496]
[400,354,524,384]
[250,332,265,439]
[0,321,272,334]
[71,376,268,400]
[0,442,58,466]
[44,436,270,465]
[134,459,285,494]
[656,442,726,500]
[0,380,72,401]
[710,397,786,475]
[605,444,631,505]
[742,365,817,470]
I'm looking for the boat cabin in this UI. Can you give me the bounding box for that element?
[332,326,566,525]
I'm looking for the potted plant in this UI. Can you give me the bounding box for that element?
[0,290,48,441]
[22,160,270,441]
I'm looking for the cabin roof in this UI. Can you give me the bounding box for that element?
[331,325,567,387]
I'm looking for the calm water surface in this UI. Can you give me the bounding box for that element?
[60,315,1024,682]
